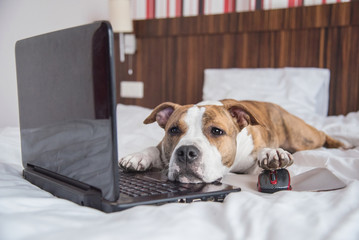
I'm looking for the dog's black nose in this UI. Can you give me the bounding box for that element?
[176,145,200,164]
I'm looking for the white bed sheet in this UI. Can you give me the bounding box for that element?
[1,104,359,240]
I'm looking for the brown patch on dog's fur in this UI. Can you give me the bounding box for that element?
[158,105,192,162]
[221,99,345,153]
[201,106,239,167]
[144,103,193,165]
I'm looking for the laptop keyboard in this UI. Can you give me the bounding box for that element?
[119,169,189,198]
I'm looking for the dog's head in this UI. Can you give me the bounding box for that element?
[144,99,262,183]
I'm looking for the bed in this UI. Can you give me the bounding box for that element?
[1,66,359,240]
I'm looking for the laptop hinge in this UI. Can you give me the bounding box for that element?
[24,164,103,211]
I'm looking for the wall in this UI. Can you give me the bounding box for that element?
[0,0,109,127]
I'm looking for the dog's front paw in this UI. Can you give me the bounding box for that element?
[119,147,161,171]
[257,148,293,170]
[119,153,153,171]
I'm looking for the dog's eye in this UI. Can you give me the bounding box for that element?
[169,126,181,135]
[211,127,225,136]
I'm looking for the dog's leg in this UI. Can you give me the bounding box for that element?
[119,146,163,171]
[257,148,294,170]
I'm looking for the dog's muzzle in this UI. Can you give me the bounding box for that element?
[175,145,200,164]
[169,145,205,183]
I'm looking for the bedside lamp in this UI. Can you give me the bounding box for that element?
[109,0,135,66]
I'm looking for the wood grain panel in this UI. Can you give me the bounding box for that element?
[352,1,359,25]
[302,4,331,28]
[118,2,359,115]
[348,26,359,113]
[172,36,202,104]
[325,27,339,115]
[234,32,261,68]
[138,37,168,107]
[290,29,322,67]
[330,2,351,26]
[325,26,359,115]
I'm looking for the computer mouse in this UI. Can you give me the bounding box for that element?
[257,168,292,193]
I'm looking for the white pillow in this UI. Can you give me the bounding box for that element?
[203,68,330,119]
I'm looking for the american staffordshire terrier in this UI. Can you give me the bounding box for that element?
[119,99,347,183]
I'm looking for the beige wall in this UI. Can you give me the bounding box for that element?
[0,0,110,127]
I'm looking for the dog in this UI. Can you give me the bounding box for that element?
[119,99,347,183]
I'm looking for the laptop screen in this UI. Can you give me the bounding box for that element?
[15,22,119,202]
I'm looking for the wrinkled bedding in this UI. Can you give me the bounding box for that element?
[1,104,359,240]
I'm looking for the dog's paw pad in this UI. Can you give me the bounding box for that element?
[257,148,293,170]
[119,153,152,171]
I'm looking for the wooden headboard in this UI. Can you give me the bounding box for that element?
[115,1,359,116]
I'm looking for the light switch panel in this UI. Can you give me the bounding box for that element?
[120,81,144,98]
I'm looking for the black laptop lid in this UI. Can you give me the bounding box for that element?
[15,22,119,202]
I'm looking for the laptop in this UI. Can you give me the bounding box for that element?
[15,21,241,212]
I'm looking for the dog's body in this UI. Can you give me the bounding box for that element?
[120,99,346,183]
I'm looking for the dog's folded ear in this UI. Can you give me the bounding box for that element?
[144,102,180,128]
[221,99,264,129]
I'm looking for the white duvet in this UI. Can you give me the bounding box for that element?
[1,104,359,240]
